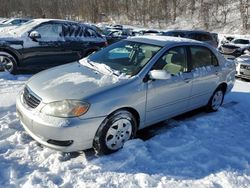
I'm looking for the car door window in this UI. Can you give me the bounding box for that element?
[153,46,188,75]
[35,23,62,41]
[190,46,218,69]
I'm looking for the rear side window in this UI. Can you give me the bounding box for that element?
[190,46,218,69]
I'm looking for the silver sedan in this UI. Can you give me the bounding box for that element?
[16,36,236,154]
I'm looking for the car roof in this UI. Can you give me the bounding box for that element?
[31,18,79,25]
[127,35,203,47]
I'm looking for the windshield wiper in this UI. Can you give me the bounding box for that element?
[80,59,120,76]
[102,64,121,77]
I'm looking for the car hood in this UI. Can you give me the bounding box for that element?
[26,62,128,103]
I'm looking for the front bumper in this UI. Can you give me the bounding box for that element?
[16,91,106,152]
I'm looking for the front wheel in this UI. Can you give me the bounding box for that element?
[93,110,137,155]
[206,87,225,112]
[0,52,18,74]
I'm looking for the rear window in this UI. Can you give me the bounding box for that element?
[233,39,249,44]
[164,31,185,37]
[188,33,213,41]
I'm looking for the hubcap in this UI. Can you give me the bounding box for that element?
[0,55,14,72]
[105,119,132,150]
[211,90,223,110]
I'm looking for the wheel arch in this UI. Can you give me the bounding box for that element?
[0,48,20,65]
[217,82,227,94]
[106,107,141,130]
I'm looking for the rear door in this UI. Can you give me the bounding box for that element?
[145,46,193,125]
[187,45,221,110]
[63,24,102,62]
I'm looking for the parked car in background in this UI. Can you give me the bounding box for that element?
[140,29,160,35]
[16,36,235,155]
[221,35,235,45]
[235,51,250,80]
[0,19,107,74]
[0,18,30,27]
[0,18,8,24]
[162,30,218,48]
[219,38,250,58]
[105,29,133,44]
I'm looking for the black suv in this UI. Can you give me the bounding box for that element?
[162,30,218,48]
[0,19,107,74]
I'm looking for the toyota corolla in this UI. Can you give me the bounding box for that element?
[16,36,235,154]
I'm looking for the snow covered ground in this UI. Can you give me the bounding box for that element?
[0,71,250,188]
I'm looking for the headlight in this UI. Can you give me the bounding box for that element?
[41,100,90,118]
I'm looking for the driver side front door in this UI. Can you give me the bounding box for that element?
[145,46,193,126]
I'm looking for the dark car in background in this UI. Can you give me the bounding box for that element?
[219,38,250,58]
[105,29,133,44]
[162,30,218,48]
[0,19,107,74]
[140,29,160,35]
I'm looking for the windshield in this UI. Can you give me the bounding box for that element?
[9,20,39,35]
[88,40,161,76]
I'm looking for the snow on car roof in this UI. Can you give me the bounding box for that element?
[127,35,202,47]
[31,18,78,24]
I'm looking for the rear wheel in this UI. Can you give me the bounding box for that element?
[206,87,225,112]
[93,110,137,155]
[0,52,18,74]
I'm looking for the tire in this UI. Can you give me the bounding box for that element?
[206,87,225,112]
[93,110,137,155]
[0,52,18,74]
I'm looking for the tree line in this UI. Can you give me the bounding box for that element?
[0,0,249,31]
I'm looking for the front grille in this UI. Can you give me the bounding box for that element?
[23,87,41,108]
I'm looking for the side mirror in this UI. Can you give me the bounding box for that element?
[29,31,41,41]
[149,70,171,80]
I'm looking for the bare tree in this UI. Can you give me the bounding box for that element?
[240,0,249,30]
